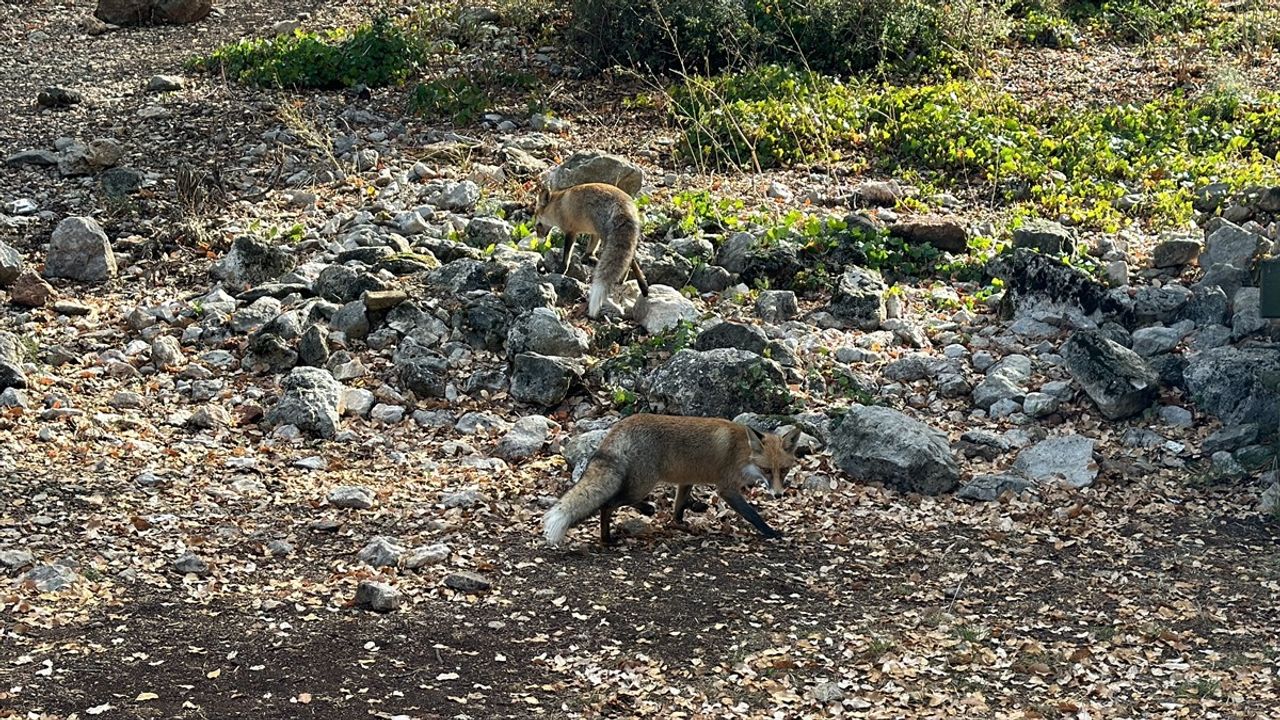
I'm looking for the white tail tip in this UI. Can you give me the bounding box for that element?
[543,505,571,546]
[587,281,607,319]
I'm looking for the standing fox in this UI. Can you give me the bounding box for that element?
[543,414,803,546]
[533,182,650,319]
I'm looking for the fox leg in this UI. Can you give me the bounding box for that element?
[630,257,650,296]
[560,234,578,275]
[584,234,601,262]
[599,506,614,545]
[718,488,782,539]
[631,501,657,516]
[674,485,710,525]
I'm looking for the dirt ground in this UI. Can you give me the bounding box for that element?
[3,2,1280,719]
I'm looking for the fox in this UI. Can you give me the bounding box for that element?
[533,182,650,319]
[543,414,803,547]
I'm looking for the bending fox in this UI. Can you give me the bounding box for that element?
[533,182,650,319]
[543,414,803,546]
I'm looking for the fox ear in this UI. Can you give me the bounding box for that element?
[744,425,766,453]
[780,426,804,453]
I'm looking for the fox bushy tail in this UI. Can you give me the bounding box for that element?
[543,456,624,545]
[587,216,640,318]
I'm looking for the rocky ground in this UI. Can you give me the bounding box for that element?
[3,2,1280,719]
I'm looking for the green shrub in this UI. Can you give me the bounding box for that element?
[194,18,424,89]
[1062,0,1213,40]
[569,0,1009,76]
[672,64,1280,230]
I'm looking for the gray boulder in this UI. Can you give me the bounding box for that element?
[829,405,959,495]
[544,151,644,196]
[506,307,588,358]
[355,580,401,612]
[630,285,697,333]
[1061,330,1157,420]
[1130,321,1192,356]
[493,415,556,461]
[212,235,296,289]
[1152,235,1202,268]
[394,337,449,398]
[1231,287,1266,340]
[264,367,344,438]
[693,321,768,355]
[972,354,1031,410]
[1200,221,1268,270]
[635,243,694,289]
[315,264,391,304]
[647,348,791,418]
[0,241,22,286]
[1133,285,1191,324]
[1184,347,1280,427]
[956,473,1037,502]
[510,353,580,407]
[1178,285,1229,327]
[465,216,514,248]
[756,290,798,323]
[503,264,557,310]
[889,216,968,253]
[827,266,886,330]
[1011,218,1073,255]
[44,217,117,282]
[0,331,28,391]
[1013,435,1097,488]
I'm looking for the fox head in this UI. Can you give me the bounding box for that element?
[745,426,803,497]
[532,185,553,238]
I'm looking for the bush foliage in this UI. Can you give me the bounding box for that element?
[673,65,1280,230]
[569,0,1010,76]
[194,18,425,89]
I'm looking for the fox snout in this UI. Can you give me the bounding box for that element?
[766,467,789,497]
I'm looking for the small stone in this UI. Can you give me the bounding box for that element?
[443,571,492,592]
[890,215,968,253]
[1152,236,1202,268]
[187,404,230,429]
[0,549,36,571]
[355,580,402,612]
[1012,218,1073,255]
[441,487,482,509]
[1106,260,1128,287]
[357,536,405,568]
[7,269,56,307]
[37,86,82,108]
[370,403,405,424]
[956,473,1037,502]
[20,564,79,591]
[1158,405,1194,428]
[1013,435,1097,488]
[44,216,117,282]
[404,543,451,569]
[328,485,375,509]
[173,553,209,576]
[147,74,186,92]
[265,540,294,557]
[1022,392,1060,418]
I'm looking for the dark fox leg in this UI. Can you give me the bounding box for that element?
[718,488,781,539]
[631,501,656,516]
[599,506,613,545]
[630,257,650,296]
[561,234,578,275]
[674,486,710,525]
